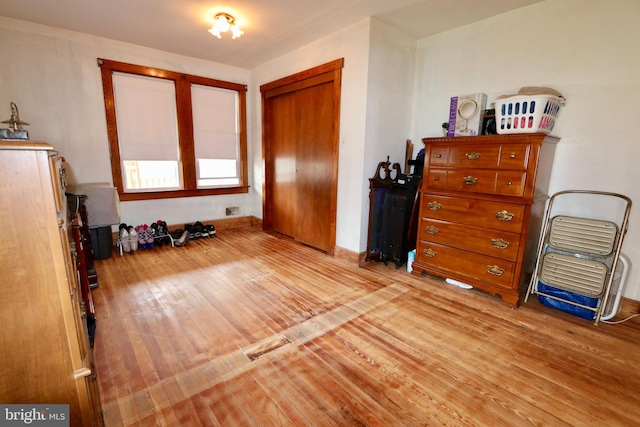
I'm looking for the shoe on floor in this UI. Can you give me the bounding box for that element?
[136,225,147,249]
[129,226,139,251]
[174,229,190,246]
[118,223,131,252]
[144,224,154,248]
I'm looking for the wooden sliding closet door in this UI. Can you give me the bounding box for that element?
[261,59,343,254]
[268,92,297,239]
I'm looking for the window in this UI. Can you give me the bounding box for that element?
[98,59,248,201]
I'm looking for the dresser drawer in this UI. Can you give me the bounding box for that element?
[425,169,526,197]
[428,144,530,170]
[421,194,526,233]
[419,218,521,262]
[416,241,516,289]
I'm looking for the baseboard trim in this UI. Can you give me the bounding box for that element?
[333,246,361,265]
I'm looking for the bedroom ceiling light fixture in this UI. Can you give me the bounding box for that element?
[208,13,243,39]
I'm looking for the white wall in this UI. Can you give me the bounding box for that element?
[0,17,252,230]
[360,20,416,251]
[412,0,640,299]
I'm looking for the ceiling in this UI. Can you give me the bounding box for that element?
[0,0,545,69]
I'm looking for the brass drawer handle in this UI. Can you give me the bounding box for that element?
[495,210,514,221]
[423,248,437,258]
[428,201,442,210]
[435,154,442,158]
[487,265,505,276]
[425,225,439,235]
[466,151,480,160]
[463,176,478,185]
[510,153,516,159]
[506,181,512,186]
[491,238,509,249]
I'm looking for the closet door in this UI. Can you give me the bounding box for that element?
[261,59,343,254]
[294,80,335,251]
[269,92,297,238]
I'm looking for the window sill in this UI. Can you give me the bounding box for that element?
[118,186,249,201]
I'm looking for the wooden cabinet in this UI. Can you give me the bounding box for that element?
[0,141,104,425]
[411,134,558,307]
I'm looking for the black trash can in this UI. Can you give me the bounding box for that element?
[90,226,114,260]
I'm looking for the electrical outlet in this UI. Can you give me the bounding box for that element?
[225,206,239,216]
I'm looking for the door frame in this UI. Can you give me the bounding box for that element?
[260,58,344,254]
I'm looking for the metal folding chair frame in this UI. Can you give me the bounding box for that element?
[524,190,632,325]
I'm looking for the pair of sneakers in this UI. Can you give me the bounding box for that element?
[118,223,138,253]
[136,224,155,249]
[185,221,217,239]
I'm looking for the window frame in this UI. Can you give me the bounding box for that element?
[98,58,248,201]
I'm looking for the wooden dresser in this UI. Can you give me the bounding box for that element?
[0,141,104,425]
[411,134,558,307]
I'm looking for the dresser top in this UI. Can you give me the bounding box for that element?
[422,133,560,145]
[0,140,53,151]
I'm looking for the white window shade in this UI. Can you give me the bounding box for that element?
[112,72,179,161]
[192,84,239,160]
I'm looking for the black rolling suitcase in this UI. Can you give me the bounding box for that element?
[380,174,420,268]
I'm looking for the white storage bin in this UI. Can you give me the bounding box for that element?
[494,95,565,134]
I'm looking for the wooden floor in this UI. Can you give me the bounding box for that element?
[92,226,640,426]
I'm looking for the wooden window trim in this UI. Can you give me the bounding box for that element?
[98,58,248,201]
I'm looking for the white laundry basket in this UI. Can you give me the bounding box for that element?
[494,94,565,134]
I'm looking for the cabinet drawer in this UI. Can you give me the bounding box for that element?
[416,241,516,289]
[419,218,520,262]
[425,169,526,197]
[421,194,526,233]
[429,144,530,169]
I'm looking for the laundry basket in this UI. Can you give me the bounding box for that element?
[494,95,564,134]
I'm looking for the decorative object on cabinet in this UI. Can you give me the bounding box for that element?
[411,133,558,308]
[482,109,497,135]
[0,141,104,426]
[0,102,29,140]
[447,93,487,137]
[524,190,632,325]
[365,157,401,262]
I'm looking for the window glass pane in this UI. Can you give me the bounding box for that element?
[197,159,239,188]
[123,160,181,191]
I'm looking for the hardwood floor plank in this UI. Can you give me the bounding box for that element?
[92,226,640,426]
[247,356,325,427]
[272,349,373,427]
